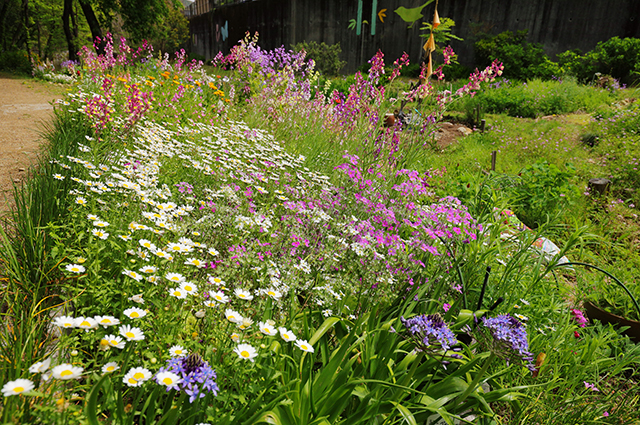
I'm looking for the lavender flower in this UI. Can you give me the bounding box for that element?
[401,314,458,352]
[570,309,588,328]
[478,314,535,371]
[157,353,219,403]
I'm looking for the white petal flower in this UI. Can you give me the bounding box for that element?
[234,343,258,361]
[2,379,35,397]
[51,364,83,380]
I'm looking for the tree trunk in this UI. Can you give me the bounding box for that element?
[23,0,31,63]
[78,0,105,55]
[62,0,78,61]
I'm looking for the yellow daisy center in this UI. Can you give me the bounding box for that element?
[128,378,137,384]
[13,387,24,393]
[61,370,73,377]
[130,312,139,318]
[240,351,250,358]
[100,319,111,324]
[100,339,109,346]
[80,321,90,327]
[110,339,119,345]
[106,366,115,372]
[268,291,275,296]
[173,291,181,296]
[125,332,135,338]
[162,377,173,385]
[133,372,144,380]
[301,345,308,350]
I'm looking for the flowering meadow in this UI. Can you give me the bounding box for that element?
[1,34,640,424]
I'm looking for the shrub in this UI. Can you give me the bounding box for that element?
[0,50,32,74]
[557,37,640,85]
[293,41,346,76]
[474,30,561,81]
[456,77,615,118]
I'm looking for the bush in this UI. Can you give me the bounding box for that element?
[293,41,346,76]
[557,37,640,85]
[0,50,32,74]
[474,30,561,81]
[456,77,615,118]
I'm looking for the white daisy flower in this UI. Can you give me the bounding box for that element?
[123,367,152,387]
[266,288,282,300]
[234,288,254,301]
[92,228,109,240]
[75,197,87,206]
[234,343,258,362]
[138,239,157,251]
[65,264,85,274]
[168,287,187,299]
[119,325,145,341]
[101,334,125,349]
[51,364,83,380]
[156,371,182,388]
[52,315,76,328]
[94,315,120,328]
[168,345,188,357]
[180,281,198,294]
[225,309,243,324]
[123,307,147,319]
[75,317,98,330]
[184,258,205,268]
[207,247,219,256]
[122,270,143,281]
[93,220,109,228]
[28,357,51,374]
[53,174,65,180]
[295,339,314,353]
[2,379,35,397]
[278,327,297,342]
[208,276,225,286]
[203,300,217,308]
[165,272,185,283]
[102,362,119,374]
[258,322,277,336]
[210,291,229,303]
[238,317,253,330]
[87,214,99,220]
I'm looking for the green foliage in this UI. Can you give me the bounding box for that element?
[510,161,578,228]
[457,78,616,119]
[150,1,190,55]
[557,37,640,85]
[419,17,463,48]
[293,41,346,76]
[475,30,561,81]
[0,50,32,74]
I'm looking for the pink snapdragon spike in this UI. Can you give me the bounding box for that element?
[570,308,588,328]
[443,45,455,65]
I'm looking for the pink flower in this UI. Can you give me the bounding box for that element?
[443,303,451,312]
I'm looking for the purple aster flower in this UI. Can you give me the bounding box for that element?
[478,314,535,371]
[401,314,458,352]
[157,353,219,403]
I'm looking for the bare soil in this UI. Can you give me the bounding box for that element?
[0,74,64,215]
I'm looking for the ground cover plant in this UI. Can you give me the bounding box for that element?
[1,33,640,425]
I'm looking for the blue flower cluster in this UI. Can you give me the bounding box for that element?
[158,354,219,403]
[480,314,535,371]
[401,314,458,352]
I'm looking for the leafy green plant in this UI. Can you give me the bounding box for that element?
[293,41,346,76]
[557,36,640,85]
[474,30,561,81]
[510,161,578,229]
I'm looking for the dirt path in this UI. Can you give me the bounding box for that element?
[0,74,64,214]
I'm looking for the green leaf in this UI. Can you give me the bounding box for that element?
[309,317,340,346]
[390,401,417,425]
[85,374,110,425]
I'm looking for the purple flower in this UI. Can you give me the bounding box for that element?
[401,314,458,352]
[157,354,219,403]
[584,381,600,392]
[479,314,535,371]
